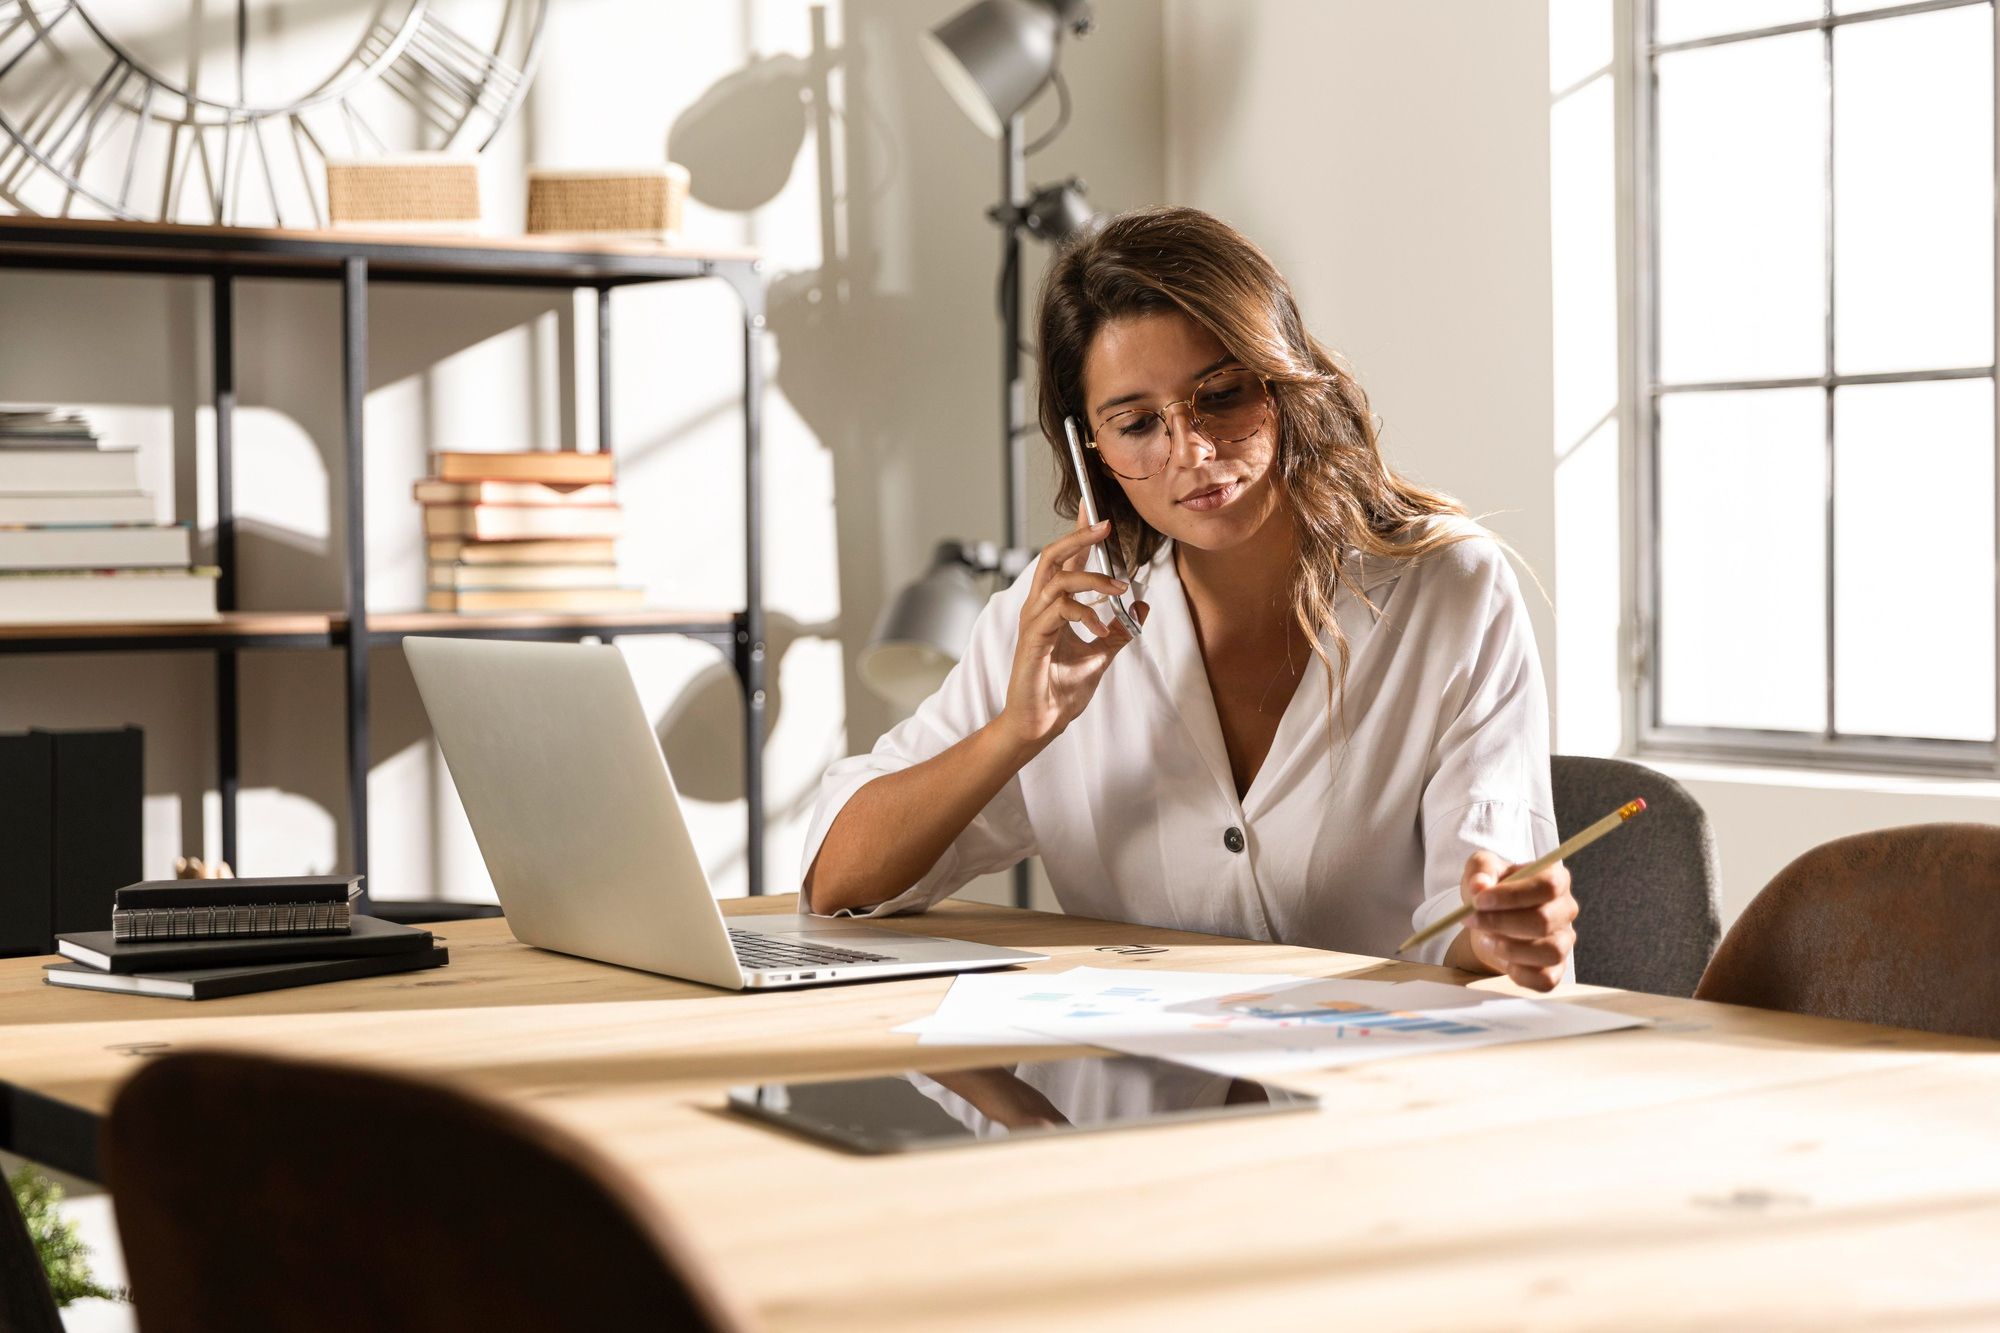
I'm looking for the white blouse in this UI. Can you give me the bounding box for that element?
[801,519,1557,967]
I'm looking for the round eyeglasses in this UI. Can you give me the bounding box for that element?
[1084,367,1273,481]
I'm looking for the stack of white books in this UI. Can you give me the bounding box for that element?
[0,409,218,624]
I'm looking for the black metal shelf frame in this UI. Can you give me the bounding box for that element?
[0,228,769,896]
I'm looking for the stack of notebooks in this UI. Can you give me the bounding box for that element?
[0,407,218,624]
[418,450,640,613]
[42,875,448,1000]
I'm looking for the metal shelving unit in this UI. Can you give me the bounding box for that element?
[0,216,770,896]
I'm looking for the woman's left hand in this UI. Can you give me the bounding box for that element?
[1458,851,1576,992]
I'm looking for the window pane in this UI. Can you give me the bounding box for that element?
[1657,389,1827,732]
[1655,1,1821,46]
[1833,7,1994,376]
[1657,34,1827,384]
[1833,379,1996,740]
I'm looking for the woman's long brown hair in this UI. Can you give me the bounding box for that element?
[1034,205,1485,736]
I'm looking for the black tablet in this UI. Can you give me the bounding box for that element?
[727,1053,1319,1153]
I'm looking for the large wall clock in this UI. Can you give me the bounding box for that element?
[0,0,547,227]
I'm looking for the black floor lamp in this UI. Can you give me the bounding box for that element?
[859,0,1098,909]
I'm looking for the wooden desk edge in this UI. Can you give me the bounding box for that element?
[4,896,1993,1186]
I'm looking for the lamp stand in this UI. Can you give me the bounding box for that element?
[999,111,1033,910]
[1001,111,1030,554]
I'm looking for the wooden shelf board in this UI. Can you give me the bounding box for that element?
[0,608,741,650]
[360,609,739,636]
[0,216,757,284]
[0,610,330,641]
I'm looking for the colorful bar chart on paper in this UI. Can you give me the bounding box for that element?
[1034,976,1646,1077]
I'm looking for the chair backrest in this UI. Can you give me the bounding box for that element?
[1551,755,1722,996]
[101,1051,751,1333]
[0,1175,62,1333]
[1695,823,2000,1040]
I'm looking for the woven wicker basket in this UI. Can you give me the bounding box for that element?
[325,155,481,229]
[526,165,690,237]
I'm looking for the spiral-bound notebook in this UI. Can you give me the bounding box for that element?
[111,876,363,942]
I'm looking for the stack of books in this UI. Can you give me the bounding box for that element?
[417,450,640,613]
[0,408,218,624]
[43,875,448,1000]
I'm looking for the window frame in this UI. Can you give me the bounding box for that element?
[1630,0,2000,777]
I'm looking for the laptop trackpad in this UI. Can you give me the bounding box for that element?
[749,914,913,942]
[785,927,917,946]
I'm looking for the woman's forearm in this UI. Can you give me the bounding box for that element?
[803,720,1039,915]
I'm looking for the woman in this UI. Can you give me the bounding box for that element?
[802,207,1575,990]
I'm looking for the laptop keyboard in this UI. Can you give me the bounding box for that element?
[728,928,895,972]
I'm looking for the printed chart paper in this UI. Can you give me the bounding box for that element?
[894,966,1309,1045]
[899,967,1645,1076]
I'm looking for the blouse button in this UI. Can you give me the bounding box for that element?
[1223,826,1246,854]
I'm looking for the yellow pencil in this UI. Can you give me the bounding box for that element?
[1397,797,1648,955]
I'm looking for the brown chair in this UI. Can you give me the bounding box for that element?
[1695,823,2000,1041]
[102,1051,752,1333]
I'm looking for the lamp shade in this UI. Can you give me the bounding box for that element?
[919,0,1062,137]
[858,545,987,713]
[1024,178,1094,244]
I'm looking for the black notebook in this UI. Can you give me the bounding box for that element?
[43,945,449,1000]
[112,876,364,942]
[57,913,432,974]
[112,876,361,910]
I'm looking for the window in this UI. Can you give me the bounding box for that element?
[1636,0,1999,772]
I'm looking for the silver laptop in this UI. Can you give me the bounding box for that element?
[404,636,1045,990]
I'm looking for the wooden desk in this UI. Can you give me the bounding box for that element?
[2,897,1996,1330]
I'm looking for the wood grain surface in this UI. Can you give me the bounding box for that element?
[1,896,1993,1331]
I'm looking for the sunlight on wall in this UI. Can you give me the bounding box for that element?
[1549,0,1623,757]
[229,407,330,543]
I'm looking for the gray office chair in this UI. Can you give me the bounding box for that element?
[1551,755,1721,997]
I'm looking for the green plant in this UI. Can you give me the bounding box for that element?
[8,1166,123,1307]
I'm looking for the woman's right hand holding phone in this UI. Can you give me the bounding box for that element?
[806,516,1144,915]
[996,517,1147,759]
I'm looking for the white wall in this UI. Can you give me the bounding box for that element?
[1163,0,1560,701]
[0,1,1165,909]
[1550,0,1625,760]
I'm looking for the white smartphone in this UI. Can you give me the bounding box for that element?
[1063,416,1142,638]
